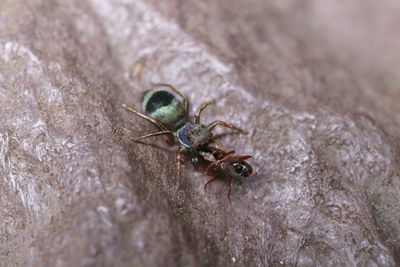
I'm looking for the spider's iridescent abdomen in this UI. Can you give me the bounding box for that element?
[142,89,187,131]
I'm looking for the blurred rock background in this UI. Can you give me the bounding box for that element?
[0,0,399,266]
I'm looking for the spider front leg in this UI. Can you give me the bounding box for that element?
[207,120,247,134]
[120,104,169,131]
[176,147,185,185]
[133,130,173,142]
[195,101,214,123]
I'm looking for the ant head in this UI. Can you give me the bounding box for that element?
[228,160,253,177]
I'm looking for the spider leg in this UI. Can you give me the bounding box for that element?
[120,104,169,131]
[207,120,247,134]
[134,131,173,142]
[176,147,185,185]
[194,101,214,123]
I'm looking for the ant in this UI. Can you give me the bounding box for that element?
[192,147,252,200]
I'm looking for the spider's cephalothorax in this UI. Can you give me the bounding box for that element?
[120,83,247,182]
[176,123,213,149]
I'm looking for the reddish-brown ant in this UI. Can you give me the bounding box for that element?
[202,149,252,200]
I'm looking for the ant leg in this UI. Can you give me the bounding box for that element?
[134,131,173,142]
[227,177,234,201]
[231,155,252,161]
[205,162,216,173]
[176,148,185,184]
[204,175,217,192]
[212,150,236,161]
[120,104,169,131]
[207,120,247,134]
[211,139,227,152]
[151,83,189,118]
[194,101,214,123]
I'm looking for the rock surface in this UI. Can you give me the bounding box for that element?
[0,0,399,266]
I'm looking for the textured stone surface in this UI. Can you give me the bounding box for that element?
[0,0,399,266]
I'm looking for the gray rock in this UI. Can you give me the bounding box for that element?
[0,0,399,266]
